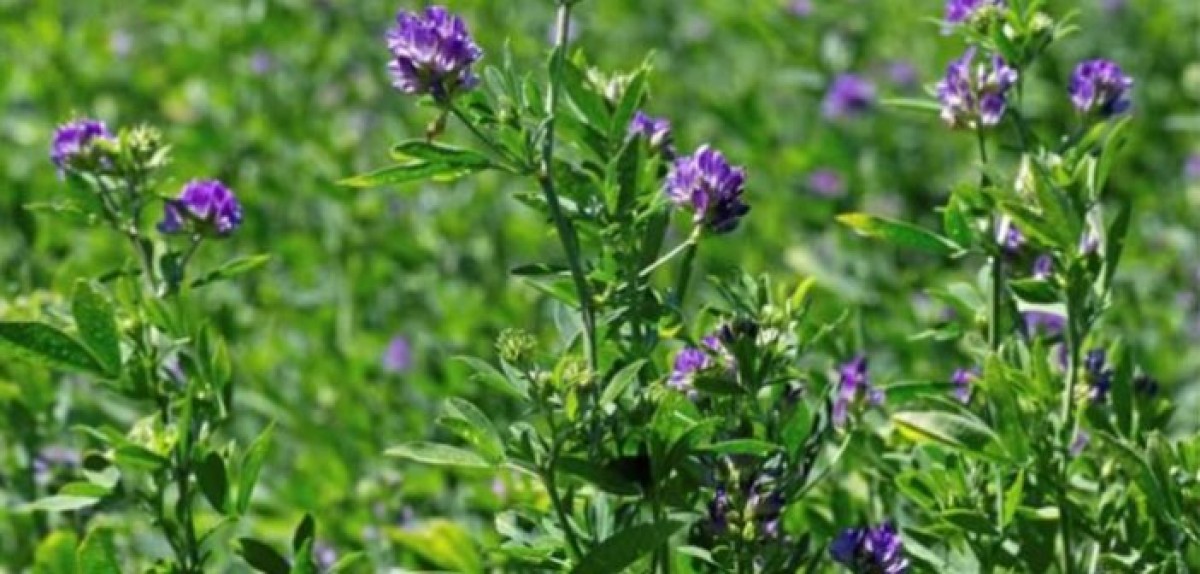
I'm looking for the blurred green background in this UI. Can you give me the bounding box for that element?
[3,0,1200,569]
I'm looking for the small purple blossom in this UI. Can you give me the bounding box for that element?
[668,335,723,396]
[383,336,413,373]
[1084,349,1113,403]
[1033,255,1054,279]
[158,180,244,237]
[1069,430,1090,457]
[952,368,977,404]
[628,111,673,150]
[807,169,846,198]
[51,119,112,171]
[314,541,338,570]
[831,522,909,573]
[1023,311,1065,338]
[708,485,731,533]
[1068,59,1133,117]
[945,0,1005,25]
[886,60,919,89]
[822,74,877,119]
[936,47,1019,129]
[998,220,1025,254]
[833,355,881,428]
[250,49,274,75]
[386,6,483,100]
[787,0,813,17]
[665,145,750,234]
[1185,154,1200,181]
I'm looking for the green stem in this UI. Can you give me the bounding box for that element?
[977,131,1003,351]
[542,410,584,562]
[1057,321,1081,574]
[639,227,699,280]
[446,104,525,172]
[539,2,597,374]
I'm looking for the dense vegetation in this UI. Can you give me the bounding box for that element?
[2,0,1200,572]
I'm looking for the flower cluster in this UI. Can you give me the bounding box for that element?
[833,355,882,428]
[385,6,483,100]
[1068,59,1133,117]
[51,118,112,172]
[944,0,1006,26]
[808,169,846,198]
[830,522,910,574]
[707,473,785,541]
[665,145,750,234]
[668,334,724,397]
[158,180,244,238]
[936,47,1019,129]
[823,74,877,120]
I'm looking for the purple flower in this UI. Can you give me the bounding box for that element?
[998,219,1025,254]
[1023,311,1065,338]
[158,180,244,237]
[822,74,877,119]
[886,60,919,89]
[831,523,909,573]
[382,336,413,373]
[1032,255,1054,279]
[250,49,274,75]
[665,145,750,234]
[936,47,1019,129]
[1069,430,1090,457]
[668,335,723,396]
[1084,349,1113,403]
[1068,59,1133,117]
[1185,154,1200,181]
[952,368,977,404]
[51,118,112,171]
[708,485,731,533]
[628,111,673,150]
[833,355,880,428]
[807,169,846,198]
[787,0,813,17]
[386,6,483,100]
[945,0,1005,25]
[314,541,338,570]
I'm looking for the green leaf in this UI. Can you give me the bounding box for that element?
[1102,201,1131,292]
[293,513,316,553]
[940,509,997,536]
[571,521,685,574]
[942,198,974,248]
[191,254,272,289]
[561,59,610,127]
[0,322,106,375]
[437,398,506,463]
[452,355,528,400]
[238,538,291,574]
[599,360,646,406]
[1008,278,1060,304]
[893,410,1008,462]
[197,451,229,514]
[339,160,488,189]
[557,457,642,496]
[883,380,957,404]
[390,140,493,168]
[237,423,275,515]
[326,553,366,573]
[510,262,570,277]
[58,482,111,498]
[71,281,121,377]
[20,495,101,514]
[1002,469,1024,528]
[391,520,483,573]
[837,213,964,257]
[385,442,494,470]
[76,528,120,574]
[112,444,168,471]
[699,439,779,457]
[290,539,317,574]
[32,530,78,574]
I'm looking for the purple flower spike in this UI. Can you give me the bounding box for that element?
[628,111,673,150]
[937,47,1019,129]
[831,523,909,573]
[51,119,112,171]
[834,355,880,428]
[822,74,877,120]
[383,336,413,373]
[945,0,1005,25]
[1023,311,1065,338]
[158,180,244,238]
[665,145,749,234]
[386,6,483,100]
[1069,59,1132,117]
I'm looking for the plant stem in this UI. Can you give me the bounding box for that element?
[540,2,598,374]
[446,104,525,172]
[1057,319,1081,574]
[639,227,699,280]
[977,131,1003,351]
